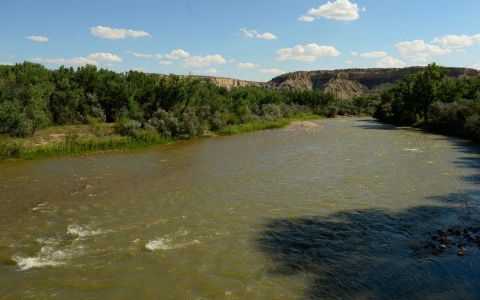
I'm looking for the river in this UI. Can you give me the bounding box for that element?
[1,118,480,299]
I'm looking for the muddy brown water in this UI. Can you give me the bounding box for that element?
[1,118,480,299]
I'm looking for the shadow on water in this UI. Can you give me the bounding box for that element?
[256,201,480,299]
[256,119,480,299]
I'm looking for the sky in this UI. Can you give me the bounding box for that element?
[1,0,480,82]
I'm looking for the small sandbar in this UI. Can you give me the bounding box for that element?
[284,121,323,132]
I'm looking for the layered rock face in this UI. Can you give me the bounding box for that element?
[200,76,261,89]
[262,67,480,99]
[148,67,479,98]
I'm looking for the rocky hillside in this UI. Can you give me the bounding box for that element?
[146,73,261,90]
[263,67,480,99]
[147,67,479,99]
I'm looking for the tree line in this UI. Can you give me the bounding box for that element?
[0,62,378,139]
[374,63,480,140]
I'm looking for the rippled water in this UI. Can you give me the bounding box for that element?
[1,118,480,299]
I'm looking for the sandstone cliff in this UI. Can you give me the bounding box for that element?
[262,67,480,99]
[146,73,261,90]
[147,67,479,99]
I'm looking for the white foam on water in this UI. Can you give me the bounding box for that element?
[66,224,110,237]
[145,238,174,250]
[13,246,68,271]
[145,238,200,251]
[404,148,420,151]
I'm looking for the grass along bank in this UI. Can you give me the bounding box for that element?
[0,114,322,162]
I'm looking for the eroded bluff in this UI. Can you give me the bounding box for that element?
[262,67,480,99]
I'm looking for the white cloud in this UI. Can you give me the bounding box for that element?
[90,26,151,39]
[360,51,387,58]
[345,60,354,64]
[158,61,172,65]
[275,43,340,62]
[457,49,466,53]
[351,51,358,56]
[303,0,366,21]
[125,50,153,58]
[181,55,226,68]
[154,54,163,59]
[87,53,122,62]
[259,69,285,75]
[26,36,49,42]
[44,57,99,66]
[237,62,258,68]
[107,63,113,67]
[31,52,122,66]
[395,40,451,58]
[432,34,480,49]
[472,63,480,70]
[0,61,14,65]
[228,58,236,63]
[205,68,220,74]
[376,57,406,68]
[411,57,427,63]
[165,49,190,60]
[298,15,315,22]
[240,28,277,40]
[132,67,146,72]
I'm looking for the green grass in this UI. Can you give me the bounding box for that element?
[0,114,323,162]
[218,114,323,136]
[0,132,175,162]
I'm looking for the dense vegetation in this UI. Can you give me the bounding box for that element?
[0,62,378,140]
[374,63,480,140]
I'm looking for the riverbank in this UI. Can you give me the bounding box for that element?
[0,114,324,162]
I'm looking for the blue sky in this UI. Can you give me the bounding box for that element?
[1,0,480,81]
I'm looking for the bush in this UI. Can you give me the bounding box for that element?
[115,118,142,138]
[146,109,179,137]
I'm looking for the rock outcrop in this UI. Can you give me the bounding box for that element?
[262,67,480,99]
[199,76,261,90]
[147,67,479,99]
[146,73,262,90]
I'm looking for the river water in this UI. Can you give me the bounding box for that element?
[1,118,480,299]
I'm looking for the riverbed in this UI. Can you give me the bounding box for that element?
[1,118,480,299]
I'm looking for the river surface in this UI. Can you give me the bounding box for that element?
[1,118,480,299]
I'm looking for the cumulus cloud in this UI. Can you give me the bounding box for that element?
[0,61,14,65]
[411,57,427,63]
[457,49,466,53]
[432,34,480,49]
[125,50,153,58]
[44,57,99,66]
[165,49,190,60]
[31,52,122,66]
[259,69,285,75]
[472,63,480,70]
[26,36,49,42]
[240,28,278,40]
[87,53,122,62]
[376,57,406,68]
[132,67,146,72]
[158,61,172,65]
[237,62,258,68]
[91,26,151,39]
[395,40,451,58]
[351,51,358,56]
[360,51,387,58]
[205,68,220,74]
[345,60,354,64]
[302,0,366,22]
[228,58,236,63]
[298,15,315,22]
[275,43,340,62]
[181,55,226,68]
